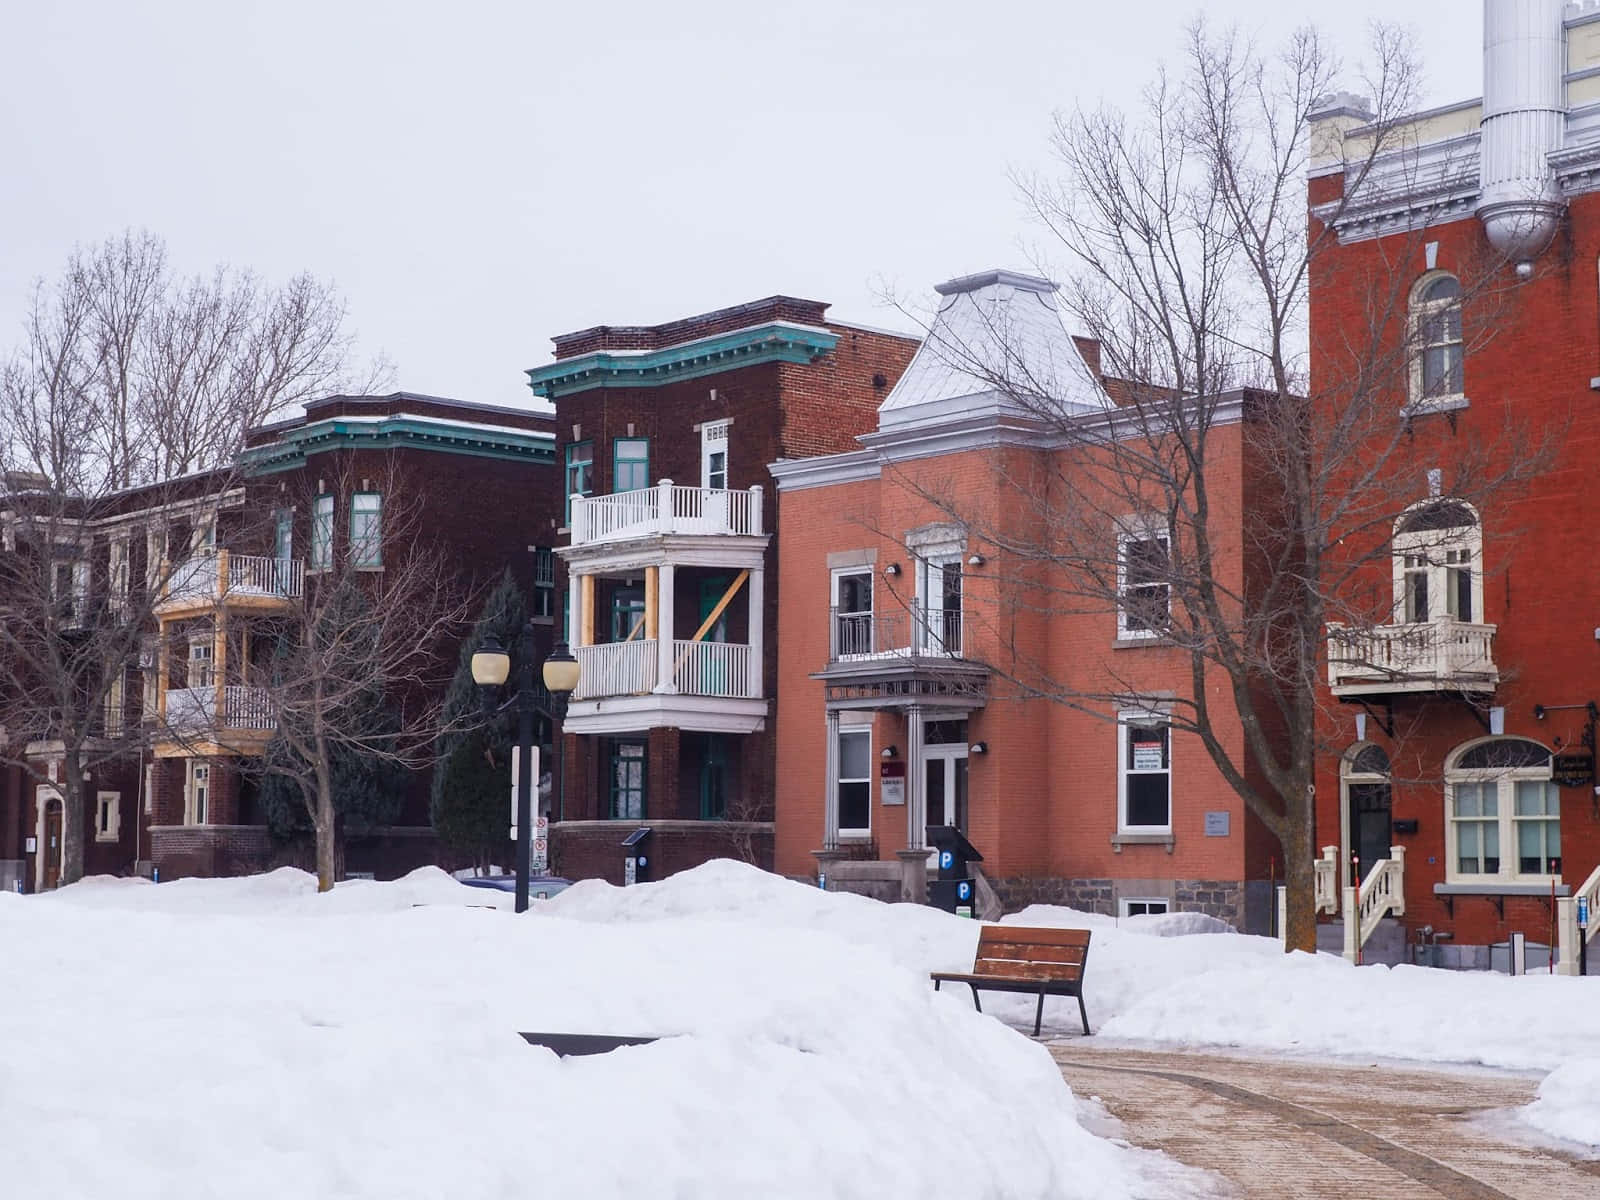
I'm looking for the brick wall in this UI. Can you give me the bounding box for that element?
[550,819,773,885]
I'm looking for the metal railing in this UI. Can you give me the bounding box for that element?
[223,685,275,730]
[828,604,964,661]
[1342,845,1405,963]
[671,640,754,698]
[573,640,658,700]
[570,481,764,546]
[164,685,274,733]
[1326,619,1496,688]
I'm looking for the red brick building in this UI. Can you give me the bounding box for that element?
[770,270,1282,930]
[526,296,917,884]
[2,391,559,888]
[1308,0,1600,971]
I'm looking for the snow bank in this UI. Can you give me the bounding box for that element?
[1518,1058,1600,1149]
[3,861,1197,1200]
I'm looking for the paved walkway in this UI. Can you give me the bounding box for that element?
[1048,1041,1600,1199]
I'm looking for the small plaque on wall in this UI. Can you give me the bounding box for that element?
[1204,811,1230,837]
[880,761,906,807]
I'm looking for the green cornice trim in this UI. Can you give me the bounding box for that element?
[525,322,840,399]
[241,417,556,475]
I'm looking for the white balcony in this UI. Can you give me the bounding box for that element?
[567,637,766,734]
[1326,618,1498,696]
[570,481,764,547]
[159,550,303,613]
[164,685,275,734]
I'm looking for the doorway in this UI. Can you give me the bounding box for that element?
[38,789,63,890]
[1342,744,1392,888]
[922,719,969,834]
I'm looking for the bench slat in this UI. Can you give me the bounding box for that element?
[975,960,1083,982]
[976,942,1086,966]
[977,926,1091,949]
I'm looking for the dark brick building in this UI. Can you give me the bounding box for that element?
[526,295,917,884]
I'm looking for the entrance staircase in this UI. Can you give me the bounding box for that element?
[1556,863,1600,976]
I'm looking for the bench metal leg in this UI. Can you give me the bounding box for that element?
[969,983,982,1013]
[1077,992,1090,1036]
[1033,991,1045,1037]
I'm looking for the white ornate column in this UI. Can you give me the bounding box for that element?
[655,561,677,692]
[823,709,840,845]
[905,704,925,850]
[747,564,765,698]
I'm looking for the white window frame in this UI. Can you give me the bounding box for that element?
[104,671,125,738]
[274,508,294,562]
[350,492,382,568]
[143,763,155,815]
[52,553,90,627]
[108,535,131,617]
[1118,706,1172,833]
[188,637,214,689]
[310,495,334,572]
[185,760,210,826]
[1119,897,1170,918]
[1408,271,1465,409]
[1392,500,1483,626]
[1117,519,1170,640]
[95,791,121,842]
[1445,739,1560,884]
[701,419,730,491]
[837,726,872,839]
[831,566,875,657]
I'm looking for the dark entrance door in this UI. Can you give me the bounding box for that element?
[1349,782,1392,885]
[43,800,63,890]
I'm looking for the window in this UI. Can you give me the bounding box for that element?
[95,792,121,842]
[611,586,645,642]
[1393,500,1481,625]
[189,638,214,689]
[189,511,216,555]
[1120,898,1169,918]
[144,764,155,815]
[832,568,874,656]
[104,671,125,738]
[52,555,90,627]
[185,760,210,825]
[701,420,729,491]
[109,536,131,617]
[916,554,962,654]
[145,527,169,591]
[533,547,555,619]
[1119,710,1171,831]
[609,740,646,820]
[1446,738,1559,883]
[310,495,333,571]
[565,441,594,524]
[1118,524,1170,638]
[614,437,650,493]
[274,509,293,562]
[699,734,728,820]
[350,493,381,567]
[838,727,871,837]
[1410,273,1464,406]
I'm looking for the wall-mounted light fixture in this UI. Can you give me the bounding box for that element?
[969,741,988,755]
[1534,705,1547,720]
[967,553,985,567]
[880,744,898,759]
[883,562,901,578]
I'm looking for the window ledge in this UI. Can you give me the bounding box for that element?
[1113,635,1176,650]
[1433,882,1570,897]
[1111,832,1175,854]
[1401,395,1470,418]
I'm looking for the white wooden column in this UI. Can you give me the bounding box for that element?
[567,569,581,647]
[905,704,925,850]
[747,564,765,699]
[823,709,841,846]
[655,561,677,692]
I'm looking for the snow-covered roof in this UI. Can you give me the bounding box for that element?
[878,269,1111,432]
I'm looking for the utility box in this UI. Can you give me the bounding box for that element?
[925,825,982,917]
[621,827,652,886]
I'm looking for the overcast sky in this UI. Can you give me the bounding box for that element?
[1,1,1483,411]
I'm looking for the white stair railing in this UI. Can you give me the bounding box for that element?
[1556,863,1600,976]
[1342,845,1405,963]
[1315,845,1339,915]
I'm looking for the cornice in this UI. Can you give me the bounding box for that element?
[241,417,555,474]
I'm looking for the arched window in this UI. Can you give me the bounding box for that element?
[1410,273,1463,406]
[1444,737,1560,883]
[1393,499,1482,625]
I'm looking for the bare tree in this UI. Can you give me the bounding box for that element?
[888,22,1551,951]
[0,231,385,886]
[228,460,474,892]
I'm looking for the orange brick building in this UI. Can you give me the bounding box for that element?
[1307,0,1600,971]
[771,270,1282,931]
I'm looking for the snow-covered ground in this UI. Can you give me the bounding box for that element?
[6,858,1597,1200]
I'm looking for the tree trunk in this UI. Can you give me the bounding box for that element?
[1281,800,1318,954]
[314,763,337,893]
[60,758,86,886]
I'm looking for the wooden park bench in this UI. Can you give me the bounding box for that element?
[931,925,1091,1037]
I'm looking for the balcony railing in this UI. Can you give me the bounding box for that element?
[573,638,759,700]
[164,685,275,733]
[828,604,964,661]
[161,551,304,608]
[574,640,659,700]
[570,481,764,547]
[1326,618,1497,694]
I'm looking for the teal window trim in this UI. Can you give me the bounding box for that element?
[613,437,650,495]
[565,441,594,525]
[350,492,382,568]
[609,739,647,820]
[274,509,293,561]
[310,495,334,571]
[699,734,728,820]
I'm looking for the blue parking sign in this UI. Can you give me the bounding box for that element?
[957,880,972,902]
[940,850,954,870]
[1580,896,1591,929]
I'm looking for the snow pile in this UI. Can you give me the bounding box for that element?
[3,861,1200,1200]
[1518,1058,1600,1149]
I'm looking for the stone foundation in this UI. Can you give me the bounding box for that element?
[992,876,1246,926]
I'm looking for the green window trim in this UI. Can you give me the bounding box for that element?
[613,437,650,495]
[565,441,594,525]
[609,739,647,821]
[310,495,334,571]
[350,492,382,568]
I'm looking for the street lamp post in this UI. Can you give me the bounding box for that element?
[471,623,579,913]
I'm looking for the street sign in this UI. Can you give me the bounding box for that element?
[956,880,973,902]
[1580,895,1591,929]
[532,816,549,873]
[940,850,955,871]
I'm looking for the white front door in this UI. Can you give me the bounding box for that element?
[923,743,969,832]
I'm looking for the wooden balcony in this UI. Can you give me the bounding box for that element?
[156,684,275,756]
[1326,618,1498,697]
[155,550,303,619]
